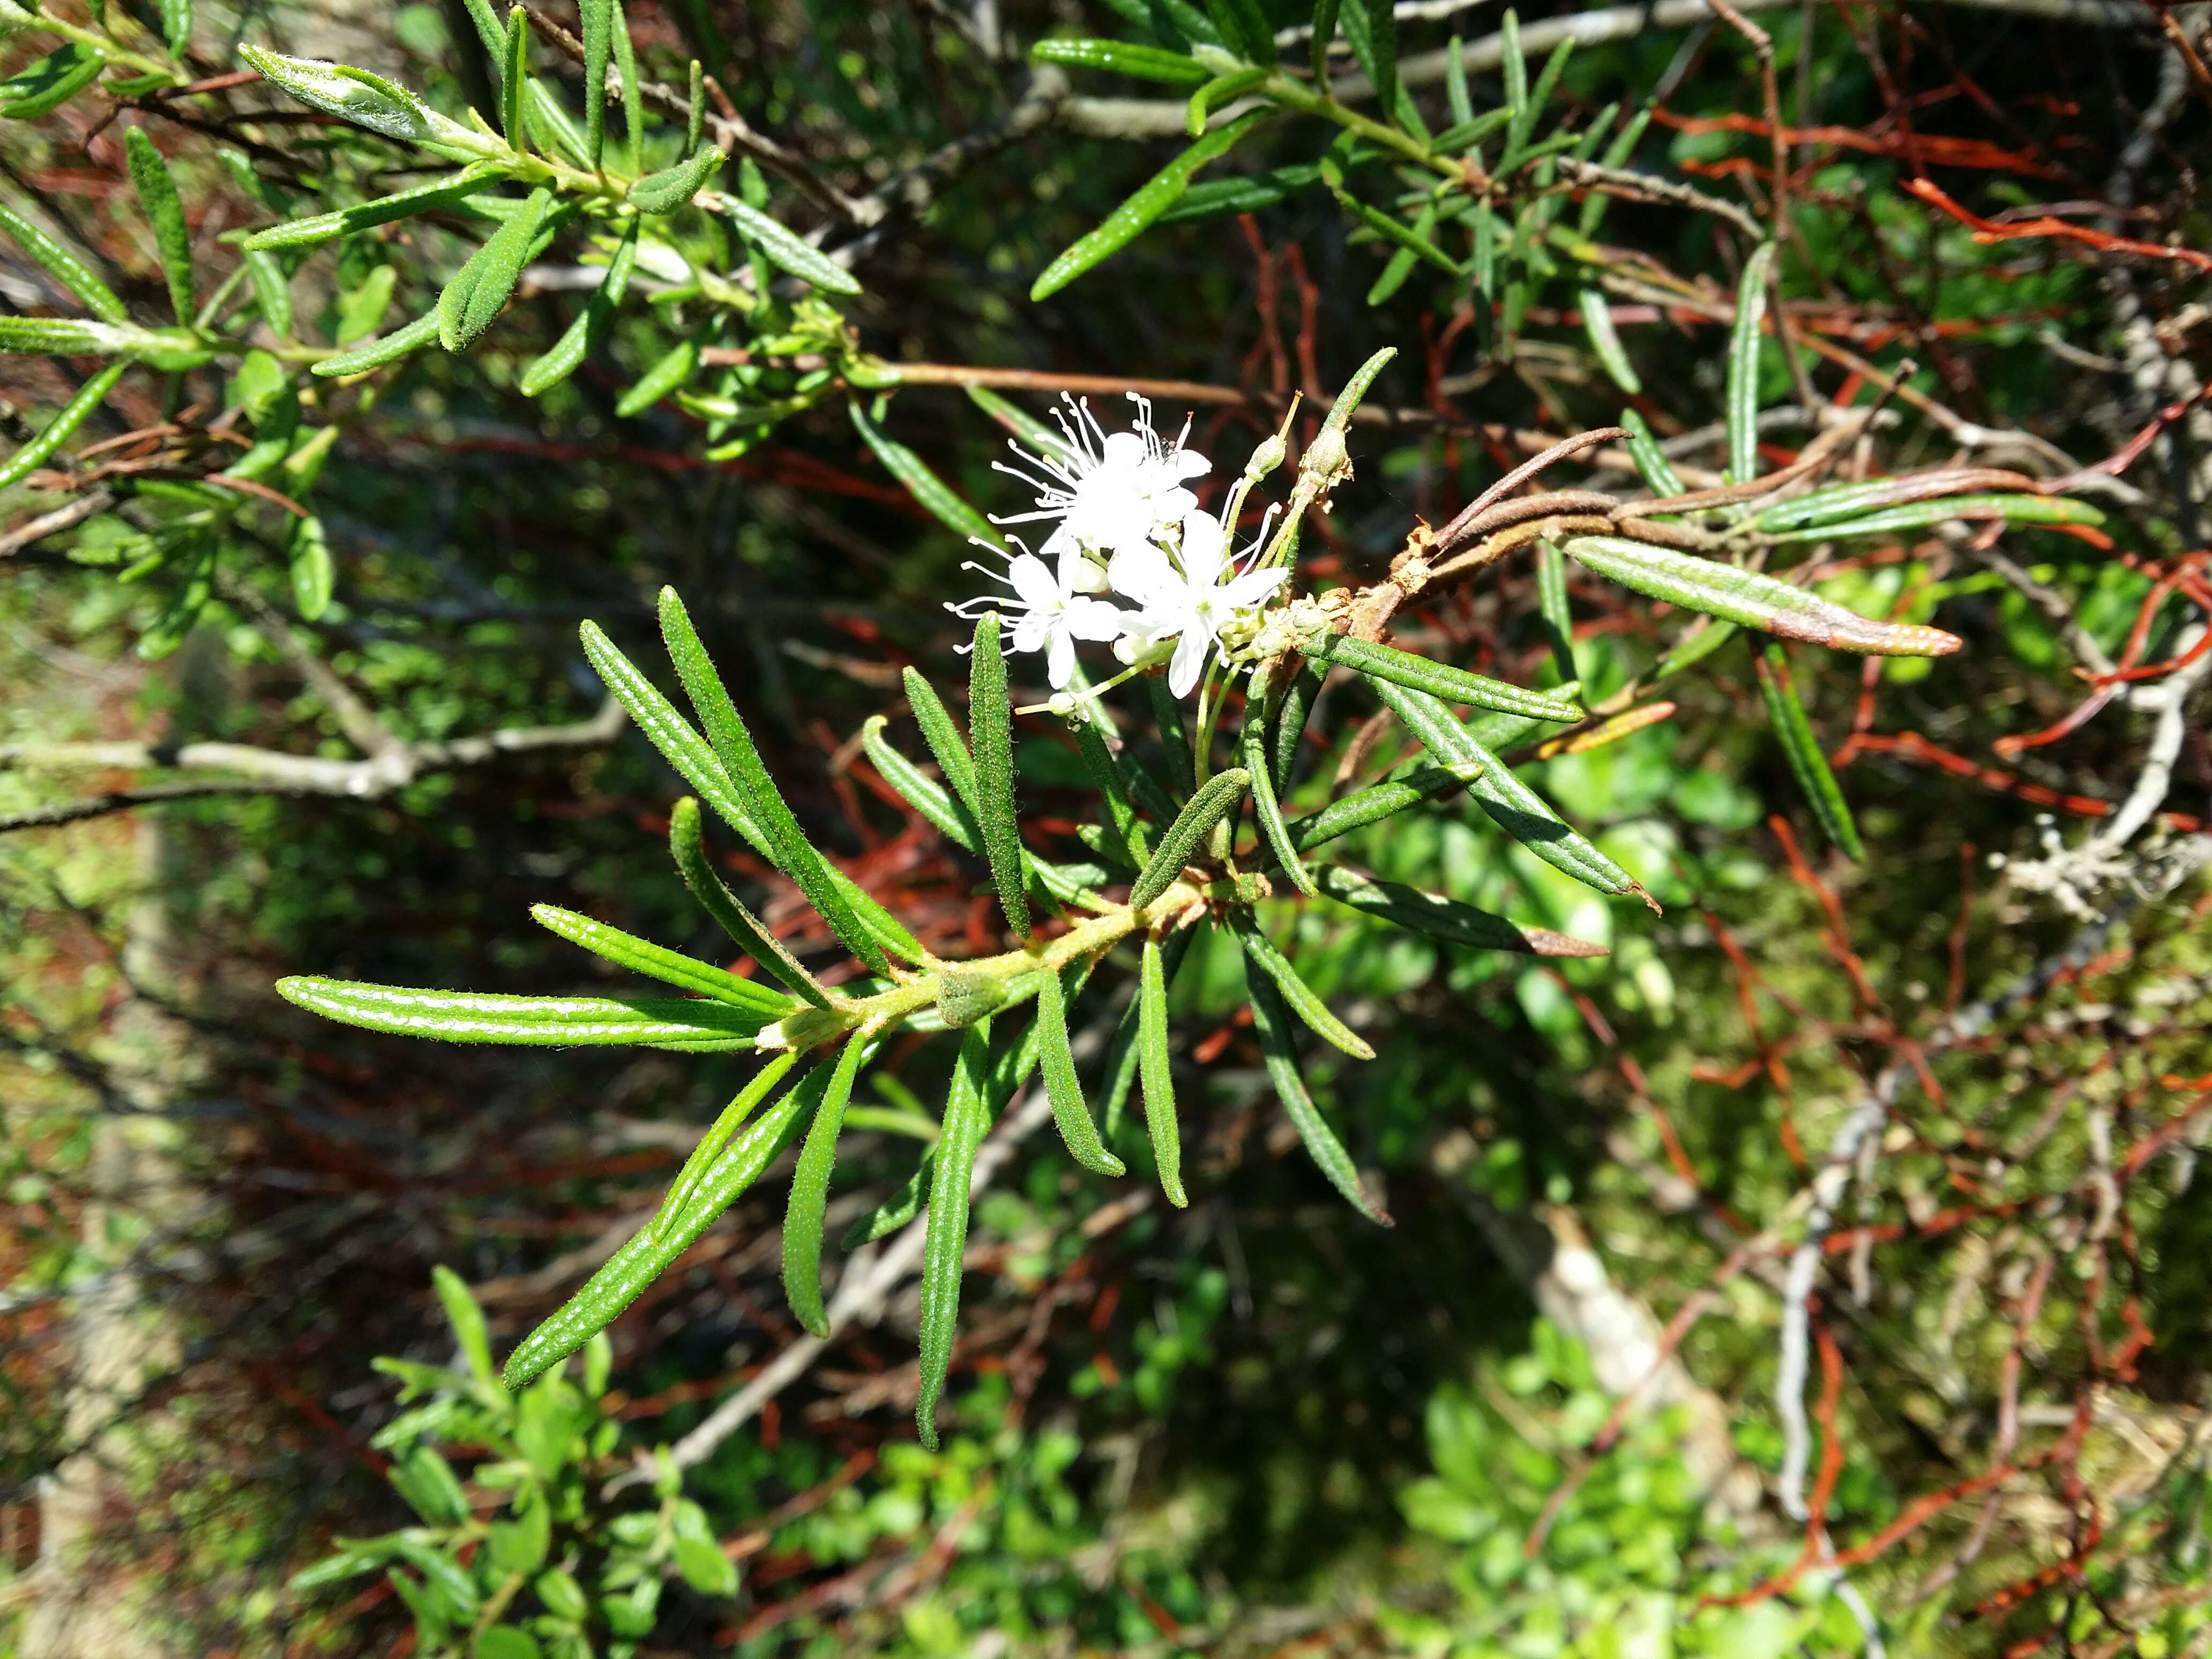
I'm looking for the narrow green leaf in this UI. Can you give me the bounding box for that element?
[1323,345,1399,434]
[1071,713,1149,865]
[1535,539,1575,682]
[1372,680,1641,897]
[1761,494,2106,543]
[842,1144,933,1247]
[519,222,638,396]
[275,977,767,1050]
[1031,110,1267,301]
[1366,203,1436,305]
[1350,0,1398,126]
[1102,930,1190,1139]
[1652,618,1739,682]
[0,314,203,364]
[851,404,1003,548]
[1434,106,1514,156]
[968,612,1033,939]
[1269,659,1321,795]
[531,902,793,1014]
[1037,965,1125,1175]
[1559,535,1963,656]
[1187,65,1269,137]
[720,196,861,294]
[963,384,1072,459]
[863,714,981,850]
[668,798,833,1007]
[124,129,195,322]
[1579,287,1640,394]
[1329,184,1462,276]
[653,1051,800,1239]
[391,1446,470,1527]
[501,5,529,148]
[1232,915,1373,1059]
[1445,33,1472,124]
[1515,38,1573,156]
[459,0,507,68]
[1500,9,1528,133]
[683,57,704,157]
[658,586,893,974]
[580,0,612,167]
[611,0,644,171]
[581,619,754,835]
[1582,105,1652,232]
[1311,0,1342,84]
[287,511,334,621]
[1307,632,1580,723]
[1030,36,1211,85]
[525,76,591,167]
[1146,675,1197,799]
[1316,864,1608,955]
[240,45,457,148]
[160,0,192,57]
[1727,243,1775,484]
[589,626,918,969]
[1157,163,1325,225]
[1618,407,1684,497]
[631,144,724,214]
[0,197,126,322]
[1130,768,1249,909]
[916,1021,993,1448]
[137,536,214,660]
[615,334,698,416]
[1756,646,1864,861]
[1138,937,1185,1208]
[427,1266,495,1387]
[1204,0,1275,61]
[1242,664,1316,898]
[243,248,293,336]
[1285,762,1462,854]
[504,1067,815,1386]
[0,363,125,491]
[1238,933,1391,1224]
[437,185,549,352]
[783,1037,871,1335]
[1,44,106,121]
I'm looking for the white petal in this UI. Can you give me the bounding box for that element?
[1168,627,1210,698]
[1171,449,1211,481]
[1109,543,1179,607]
[1066,597,1131,642]
[1047,625,1076,689]
[1010,612,1055,655]
[1058,542,1108,594]
[1005,552,1057,609]
[1099,431,1144,470]
[1179,510,1228,586]
[1217,566,1289,610]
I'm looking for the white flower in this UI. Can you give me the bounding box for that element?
[1108,508,1288,698]
[947,540,1124,689]
[992,394,1210,562]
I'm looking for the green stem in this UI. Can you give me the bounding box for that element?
[1263,74,1453,178]
[25,14,175,80]
[754,879,1209,1055]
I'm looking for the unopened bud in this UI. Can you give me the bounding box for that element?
[1243,434,1287,481]
[1298,427,1349,483]
[1047,691,1079,717]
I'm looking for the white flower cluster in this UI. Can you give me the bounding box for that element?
[948,395,1287,697]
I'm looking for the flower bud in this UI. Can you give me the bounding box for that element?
[1298,427,1349,483]
[1243,433,1287,481]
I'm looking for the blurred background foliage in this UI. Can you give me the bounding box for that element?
[4,0,2211,1654]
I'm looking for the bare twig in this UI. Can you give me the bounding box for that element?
[0,697,627,834]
